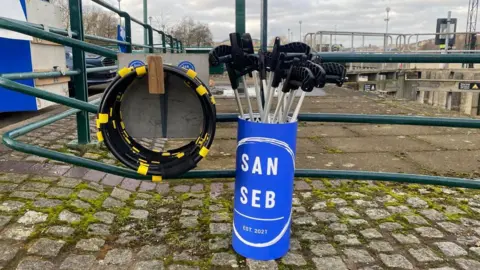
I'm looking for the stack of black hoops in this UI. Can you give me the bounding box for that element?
[96,65,216,181]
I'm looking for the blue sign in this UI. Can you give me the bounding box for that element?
[128,60,145,68]
[232,118,298,260]
[178,61,195,71]
[117,25,127,53]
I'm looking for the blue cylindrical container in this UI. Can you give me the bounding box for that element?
[232,118,298,261]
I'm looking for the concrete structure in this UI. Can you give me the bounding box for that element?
[346,67,480,116]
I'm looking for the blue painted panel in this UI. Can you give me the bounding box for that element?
[19,0,27,17]
[0,36,36,112]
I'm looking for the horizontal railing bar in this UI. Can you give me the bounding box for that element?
[1,70,80,80]
[216,113,480,128]
[132,43,153,49]
[4,17,127,46]
[85,35,129,45]
[91,0,122,14]
[0,77,98,113]
[1,100,152,180]
[0,66,118,80]
[417,87,480,93]
[3,17,74,37]
[86,66,118,73]
[130,17,146,27]
[2,108,480,186]
[179,170,480,190]
[317,53,480,63]
[0,17,117,59]
[312,30,478,36]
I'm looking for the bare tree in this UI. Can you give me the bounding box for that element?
[50,0,70,28]
[170,16,213,47]
[51,0,118,42]
[151,8,172,33]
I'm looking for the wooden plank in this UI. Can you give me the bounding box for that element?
[34,76,70,86]
[147,55,165,94]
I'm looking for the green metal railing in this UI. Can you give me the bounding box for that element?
[0,0,183,144]
[2,1,480,189]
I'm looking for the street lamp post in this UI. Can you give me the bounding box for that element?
[149,16,152,25]
[143,0,148,50]
[299,21,302,42]
[384,7,391,51]
[334,24,337,45]
[118,0,121,24]
[288,28,290,41]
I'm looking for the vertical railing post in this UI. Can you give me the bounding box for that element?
[69,0,90,144]
[146,25,154,53]
[176,40,180,53]
[161,32,166,53]
[170,36,174,53]
[121,13,132,53]
[260,0,267,51]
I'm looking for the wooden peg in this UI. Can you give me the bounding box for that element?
[147,55,165,94]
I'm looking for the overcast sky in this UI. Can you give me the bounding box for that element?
[90,0,471,46]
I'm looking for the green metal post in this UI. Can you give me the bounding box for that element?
[161,32,166,53]
[170,35,174,53]
[143,0,148,51]
[122,13,133,53]
[176,40,180,53]
[236,0,246,34]
[146,25,154,53]
[69,0,90,144]
[261,0,267,51]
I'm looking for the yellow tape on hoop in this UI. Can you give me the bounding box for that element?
[136,66,147,76]
[98,114,109,124]
[152,175,162,182]
[97,132,104,142]
[196,85,207,96]
[199,147,209,158]
[137,164,149,175]
[118,67,133,78]
[186,69,197,79]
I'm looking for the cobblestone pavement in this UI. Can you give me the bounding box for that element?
[0,87,480,269]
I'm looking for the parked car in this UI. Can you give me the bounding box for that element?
[65,47,117,96]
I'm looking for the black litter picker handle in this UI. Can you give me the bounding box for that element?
[209,45,232,66]
[242,33,255,54]
[321,62,347,87]
[289,66,316,92]
[301,60,326,88]
[280,42,311,55]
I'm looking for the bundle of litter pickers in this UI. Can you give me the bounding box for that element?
[209,33,347,123]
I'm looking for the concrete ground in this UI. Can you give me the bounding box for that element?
[0,87,480,269]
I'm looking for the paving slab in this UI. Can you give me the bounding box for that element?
[347,124,480,136]
[322,136,436,153]
[406,150,480,174]
[416,134,480,150]
[296,152,420,173]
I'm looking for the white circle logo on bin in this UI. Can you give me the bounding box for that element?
[178,61,195,71]
[233,137,295,247]
[128,60,145,68]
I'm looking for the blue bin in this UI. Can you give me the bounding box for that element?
[232,117,298,260]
